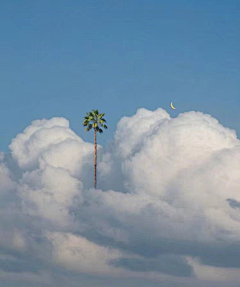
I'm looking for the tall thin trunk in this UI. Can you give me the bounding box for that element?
[94,128,97,189]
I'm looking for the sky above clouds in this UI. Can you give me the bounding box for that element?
[1,0,240,286]
[0,0,240,150]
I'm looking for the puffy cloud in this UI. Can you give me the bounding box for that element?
[9,117,95,176]
[47,231,121,274]
[114,108,171,159]
[18,165,82,228]
[1,109,240,286]
[9,117,95,227]
[117,110,237,195]
[75,109,240,278]
[9,117,72,170]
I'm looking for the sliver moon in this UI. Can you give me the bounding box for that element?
[170,102,176,109]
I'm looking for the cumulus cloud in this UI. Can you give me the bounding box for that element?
[1,108,240,286]
[47,231,121,274]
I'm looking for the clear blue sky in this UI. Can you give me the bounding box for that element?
[0,0,240,151]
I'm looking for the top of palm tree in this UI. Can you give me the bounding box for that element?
[83,109,108,133]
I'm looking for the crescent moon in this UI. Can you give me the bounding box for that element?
[170,102,176,109]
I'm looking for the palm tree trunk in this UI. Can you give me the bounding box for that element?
[94,128,97,189]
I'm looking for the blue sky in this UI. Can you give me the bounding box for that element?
[0,0,240,151]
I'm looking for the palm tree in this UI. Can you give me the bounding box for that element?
[83,109,108,189]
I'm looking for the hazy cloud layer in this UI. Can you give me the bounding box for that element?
[1,108,240,286]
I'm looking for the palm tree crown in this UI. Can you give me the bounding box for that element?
[83,109,108,132]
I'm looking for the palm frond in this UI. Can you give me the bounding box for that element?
[96,127,103,133]
[85,124,93,132]
[87,112,94,118]
[99,118,106,123]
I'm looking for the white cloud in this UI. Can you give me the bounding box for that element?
[18,165,82,228]
[47,231,121,274]
[9,117,95,175]
[1,109,240,286]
